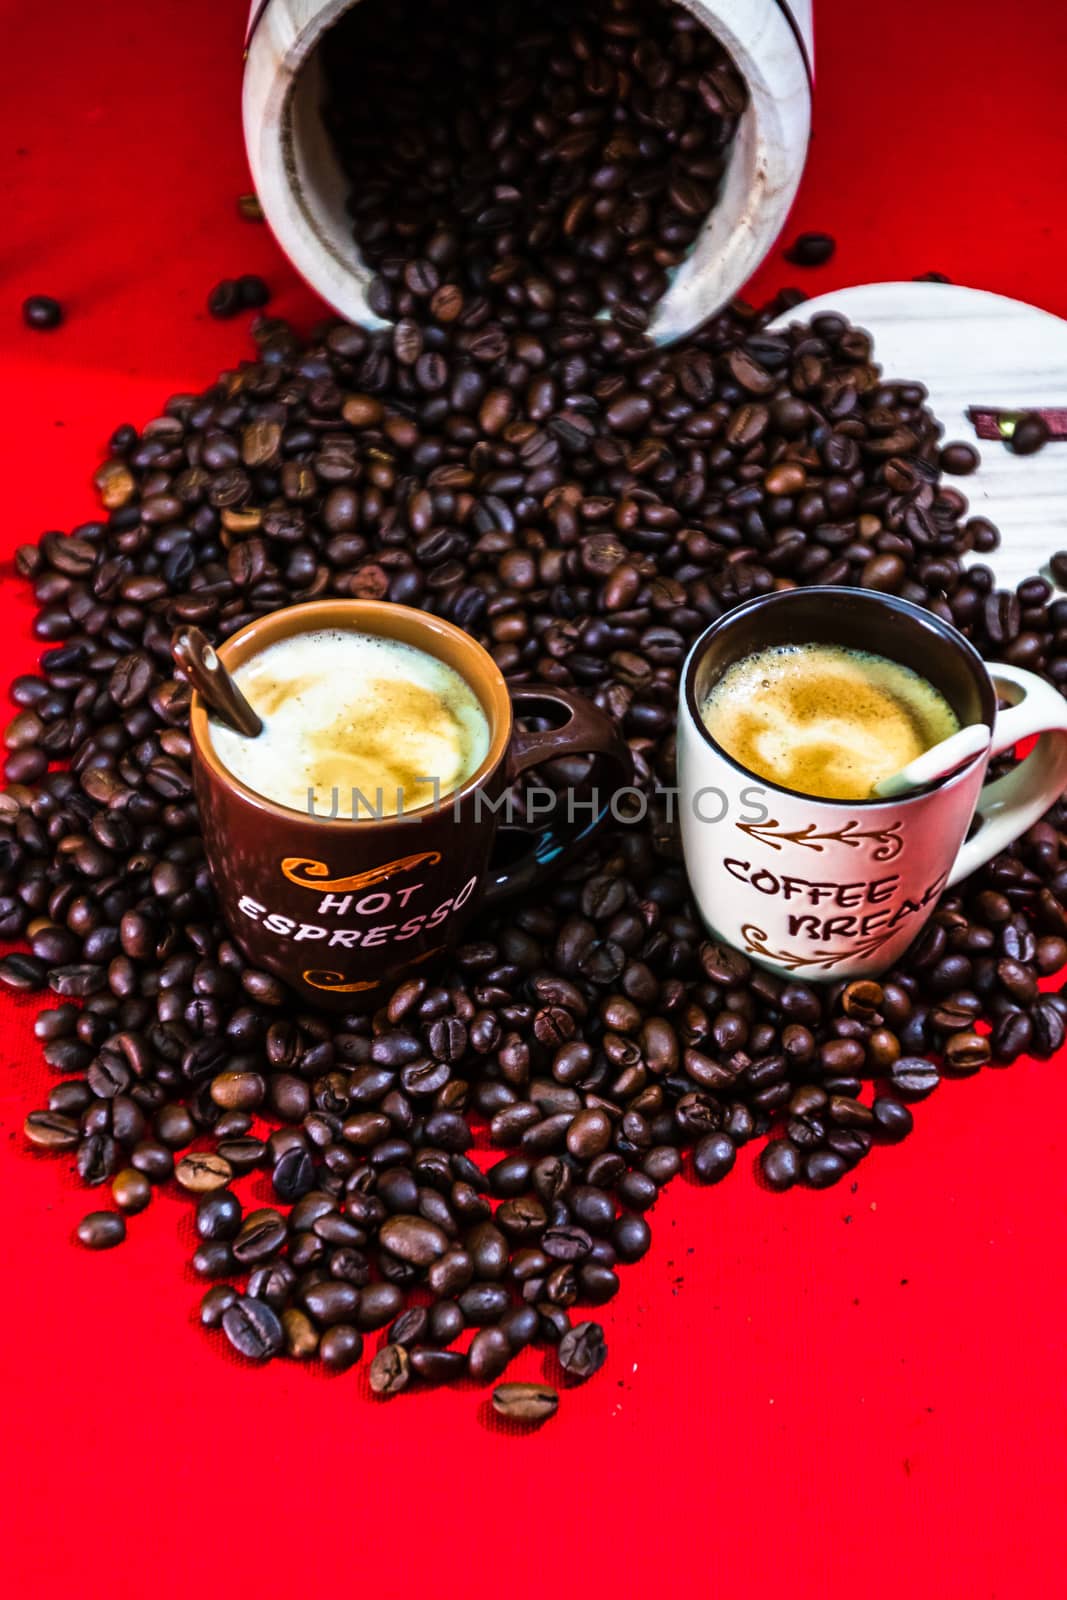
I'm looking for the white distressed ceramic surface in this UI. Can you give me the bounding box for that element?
[769,281,1067,590]
[243,0,813,344]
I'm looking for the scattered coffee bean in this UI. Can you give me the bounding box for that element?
[693,1132,736,1184]
[803,1149,848,1189]
[940,442,980,476]
[201,1285,238,1329]
[207,280,242,319]
[237,274,271,310]
[320,1324,364,1373]
[369,1343,411,1396]
[222,1295,284,1361]
[761,1139,801,1191]
[1009,412,1050,455]
[112,1168,152,1214]
[175,1153,234,1192]
[890,1060,941,1101]
[492,1382,559,1423]
[282,1307,320,1360]
[784,232,835,267]
[76,1211,125,1249]
[22,294,64,330]
[872,1098,913,1141]
[559,1321,608,1382]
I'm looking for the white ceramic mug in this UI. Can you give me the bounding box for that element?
[677,587,1067,980]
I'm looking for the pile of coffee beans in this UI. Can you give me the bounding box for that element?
[321,0,747,326]
[6,282,1067,1400]
[5,0,1067,1410]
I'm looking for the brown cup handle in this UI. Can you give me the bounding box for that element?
[484,685,633,902]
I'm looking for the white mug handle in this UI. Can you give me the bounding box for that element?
[947,663,1067,888]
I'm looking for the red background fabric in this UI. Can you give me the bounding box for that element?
[3,2,1066,1595]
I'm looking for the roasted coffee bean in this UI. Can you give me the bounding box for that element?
[282,1308,320,1361]
[23,294,64,330]
[542,1225,592,1263]
[784,232,835,267]
[692,1132,736,1184]
[303,1280,361,1327]
[492,1382,559,1424]
[841,980,883,1023]
[566,1107,612,1159]
[380,1214,449,1265]
[428,1300,465,1345]
[207,280,242,319]
[890,1059,941,1100]
[111,1168,152,1214]
[467,1221,509,1278]
[612,1213,651,1264]
[196,1190,242,1240]
[76,1211,125,1249]
[237,274,271,310]
[175,1152,233,1192]
[760,1139,800,1191]
[2,954,47,991]
[558,1321,607,1382]
[200,1284,237,1330]
[273,1145,316,1202]
[468,1327,512,1383]
[1010,412,1050,456]
[369,1343,411,1396]
[943,1031,991,1073]
[77,1133,117,1186]
[993,1009,1033,1061]
[1031,998,1066,1056]
[825,1128,870,1166]
[248,1261,296,1310]
[803,1149,848,1189]
[192,1240,236,1279]
[130,1142,174,1183]
[458,1282,510,1324]
[24,1110,80,1150]
[388,1307,429,1348]
[320,1324,363,1373]
[354,1283,403,1331]
[940,442,980,476]
[410,1348,467,1384]
[232,1208,287,1264]
[872,1098,913,1141]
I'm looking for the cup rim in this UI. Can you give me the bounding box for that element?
[681,586,997,807]
[188,599,513,828]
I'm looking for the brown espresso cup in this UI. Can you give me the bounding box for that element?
[188,600,631,1009]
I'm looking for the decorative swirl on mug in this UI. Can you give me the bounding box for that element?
[740,923,899,973]
[281,852,442,892]
[302,945,444,992]
[735,818,904,861]
[302,970,381,993]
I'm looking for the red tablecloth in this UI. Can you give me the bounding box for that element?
[3,3,1066,1595]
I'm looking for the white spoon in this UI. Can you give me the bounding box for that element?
[872,723,991,799]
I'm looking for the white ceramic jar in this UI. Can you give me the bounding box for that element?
[242,0,813,344]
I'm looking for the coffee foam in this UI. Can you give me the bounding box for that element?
[699,643,960,801]
[209,629,491,817]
